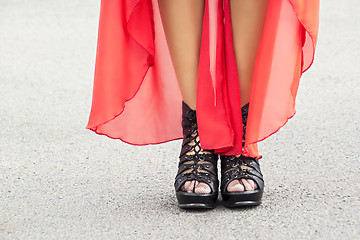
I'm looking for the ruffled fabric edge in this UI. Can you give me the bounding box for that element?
[86,0,319,159]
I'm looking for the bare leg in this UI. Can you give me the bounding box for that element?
[158,0,204,110]
[231,0,268,107]
[229,0,269,192]
[158,0,210,194]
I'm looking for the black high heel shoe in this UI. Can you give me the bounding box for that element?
[220,155,264,207]
[220,103,264,207]
[174,102,219,209]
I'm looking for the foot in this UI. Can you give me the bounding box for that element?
[177,101,216,195]
[181,134,213,194]
[222,155,258,192]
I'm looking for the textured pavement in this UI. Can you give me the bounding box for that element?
[0,0,359,239]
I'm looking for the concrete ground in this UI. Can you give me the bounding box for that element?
[0,0,359,239]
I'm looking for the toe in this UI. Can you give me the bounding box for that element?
[247,179,257,190]
[227,180,245,192]
[182,180,195,193]
[241,178,253,191]
[187,180,196,193]
[194,181,211,194]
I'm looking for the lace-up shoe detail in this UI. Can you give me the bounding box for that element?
[219,103,264,207]
[174,102,219,209]
[174,102,219,194]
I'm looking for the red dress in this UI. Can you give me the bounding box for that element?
[86,0,319,159]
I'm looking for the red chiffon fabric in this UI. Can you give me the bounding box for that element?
[86,0,319,159]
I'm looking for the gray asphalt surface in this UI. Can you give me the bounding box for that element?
[0,0,359,239]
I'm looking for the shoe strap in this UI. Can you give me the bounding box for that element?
[174,102,219,193]
[220,155,264,192]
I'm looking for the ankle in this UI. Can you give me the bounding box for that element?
[182,100,196,111]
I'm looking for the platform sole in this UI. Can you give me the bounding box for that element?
[176,191,218,209]
[221,189,263,208]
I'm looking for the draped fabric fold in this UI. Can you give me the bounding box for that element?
[86,0,319,159]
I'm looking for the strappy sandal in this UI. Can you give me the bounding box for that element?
[220,155,264,207]
[174,102,219,209]
[220,103,264,207]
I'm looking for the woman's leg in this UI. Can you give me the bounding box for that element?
[158,0,210,194]
[158,0,203,110]
[229,0,269,192]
